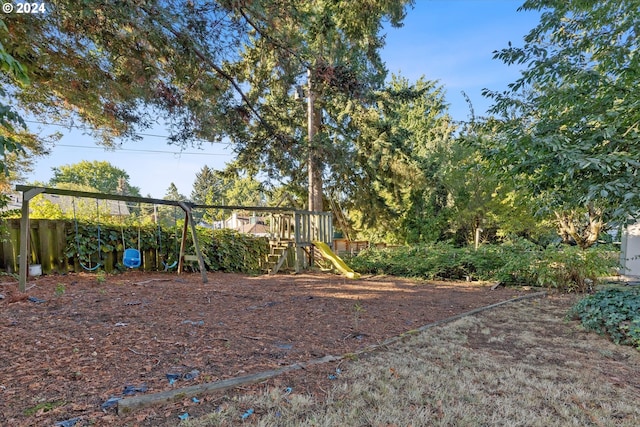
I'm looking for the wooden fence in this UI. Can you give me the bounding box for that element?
[2,211,335,276]
[0,219,171,275]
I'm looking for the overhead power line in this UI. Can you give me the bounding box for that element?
[55,144,233,157]
[24,119,231,146]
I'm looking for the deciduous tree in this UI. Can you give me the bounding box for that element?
[483,0,640,247]
[0,21,50,192]
[49,160,141,196]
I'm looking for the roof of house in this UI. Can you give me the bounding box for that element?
[236,222,269,235]
[2,192,130,216]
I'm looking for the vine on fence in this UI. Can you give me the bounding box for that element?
[66,221,268,273]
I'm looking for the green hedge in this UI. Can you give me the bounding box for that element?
[67,223,269,274]
[351,240,618,292]
[197,228,269,274]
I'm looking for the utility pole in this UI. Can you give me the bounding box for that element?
[307,68,323,212]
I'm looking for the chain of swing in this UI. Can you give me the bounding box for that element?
[71,198,179,270]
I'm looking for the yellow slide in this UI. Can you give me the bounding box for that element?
[312,241,360,279]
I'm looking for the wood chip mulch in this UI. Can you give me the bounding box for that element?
[0,271,530,426]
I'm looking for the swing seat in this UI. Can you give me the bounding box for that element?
[162,260,178,271]
[123,248,141,268]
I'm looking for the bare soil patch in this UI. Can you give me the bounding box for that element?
[0,271,526,426]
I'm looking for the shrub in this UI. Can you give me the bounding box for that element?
[196,228,269,274]
[351,243,524,281]
[493,238,541,286]
[535,245,619,292]
[568,288,640,349]
[352,240,619,292]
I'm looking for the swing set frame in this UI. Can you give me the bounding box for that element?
[15,185,208,291]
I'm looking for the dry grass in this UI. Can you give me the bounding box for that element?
[185,296,640,426]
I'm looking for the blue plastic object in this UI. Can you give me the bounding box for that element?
[166,373,181,385]
[79,261,102,271]
[162,260,178,271]
[241,408,254,420]
[123,248,141,268]
[55,417,82,427]
[123,384,148,396]
[100,397,120,410]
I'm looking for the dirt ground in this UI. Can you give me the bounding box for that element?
[0,271,531,426]
[197,295,638,426]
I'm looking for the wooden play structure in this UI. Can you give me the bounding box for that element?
[267,210,333,274]
[14,185,208,291]
[11,185,347,291]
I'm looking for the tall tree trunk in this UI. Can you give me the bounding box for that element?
[307,70,323,212]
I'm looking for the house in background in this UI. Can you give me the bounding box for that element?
[620,223,640,276]
[2,191,130,217]
[212,212,269,237]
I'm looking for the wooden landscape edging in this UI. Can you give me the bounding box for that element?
[369,291,548,352]
[116,291,547,415]
[117,355,341,414]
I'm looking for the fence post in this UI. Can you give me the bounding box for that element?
[19,188,45,291]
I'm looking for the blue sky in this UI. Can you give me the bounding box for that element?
[25,1,540,199]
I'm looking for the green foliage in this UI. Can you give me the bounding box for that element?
[164,183,186,202]
[3,0,412,198]
[192,164,268,223]
[65,223,111,268]
[54,283,65,297]
[29,196,65,219]
[23,400,66,416]
[569,288,640,349]
[351,241,618,292]
[195,228,269,274]
[50,161,141,196]
[484,0,640,225]
[352,299,366,331]
[96,270,106,284]
[62,209,267,273]
[350,243,500,281]
[0,21,29,177]
[491,238,541,286]
[343,75,455,242]
[535,245,618,292]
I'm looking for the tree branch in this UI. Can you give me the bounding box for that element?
[237,6,308,68]
[138,5,276,137]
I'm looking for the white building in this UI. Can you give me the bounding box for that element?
[620,223,640,276]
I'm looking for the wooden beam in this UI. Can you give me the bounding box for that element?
[16,185,322,215]
[178,202,207,284]
[270,246,289,275]
[177,207,189,274]
[117,355,340,415]
[16,185,192,208]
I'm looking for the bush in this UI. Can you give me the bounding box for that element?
[493,238,541,286]
[535,244,618,292]
[568,288,640,349]
[351,240,619,292]
[351,243,523,281]
[197,228,269,274]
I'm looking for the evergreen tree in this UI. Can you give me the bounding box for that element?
[2,0,412,209]
[164,182,185,201]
